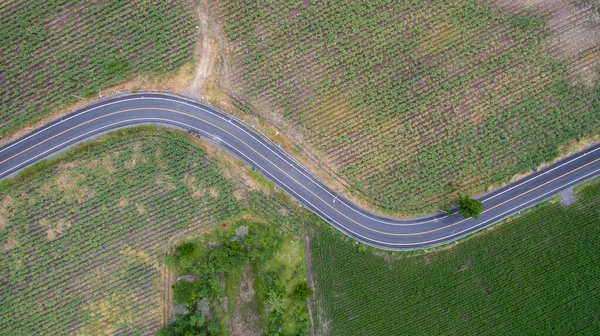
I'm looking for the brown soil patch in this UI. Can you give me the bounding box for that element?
[183,0,235,113]
[199,140,268,196]
[571,48,600,86]
[185,3,212,97]
[493,0,600,62]
[102,153,117,173]
[80,293,139,335]
[136,203,146,215]
[183,174,206,198]
[208,187,219,198]
[125,150,145,169]
[39,168,96,203]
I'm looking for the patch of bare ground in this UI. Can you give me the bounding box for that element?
[185,0,235,113]
[39,218,71,241]
[79,293,141,335]
[228,265,262,336]
[2,230,18,252]
[38,166,96,204]
[190,137,270,199]
[184,2,212,98]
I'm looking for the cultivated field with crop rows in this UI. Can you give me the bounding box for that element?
[0,127,315,335]
[215,0,600,214]
[309,177,600,335]
[0,0,196,138]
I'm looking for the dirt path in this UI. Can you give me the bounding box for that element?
[184,1,213,98]
[303,233,317,336]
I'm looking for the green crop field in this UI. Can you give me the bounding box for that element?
[0,127,317,335]
[309,178,600,335]
[215,0,600,214]
[0,0,196,138]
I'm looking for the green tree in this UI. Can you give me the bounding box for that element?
[457,197,483,219]
[172,281,205,307]
[292,282,313,301]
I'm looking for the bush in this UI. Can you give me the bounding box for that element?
[172,281,205,307]
[291,282,313,301]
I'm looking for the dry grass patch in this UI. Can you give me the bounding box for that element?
[229,266,262,336]
[40,218,71,241]
[79,293,139,336]
[0,195,15,231]
[2,230,18,252]
[136,203,146,215]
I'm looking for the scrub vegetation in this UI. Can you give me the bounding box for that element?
[0,0,196,138]
[214,0,600,215]
[309,177,600,335]
[0,127,315,335]
[160,222,310,336]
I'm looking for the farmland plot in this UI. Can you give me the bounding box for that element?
[0,0,196,138]
[309,177,600,335]
[215,0,600,215]
[0,127,315,335]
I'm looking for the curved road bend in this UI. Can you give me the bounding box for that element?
[1,94,599,250]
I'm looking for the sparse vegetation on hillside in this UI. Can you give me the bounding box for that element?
[0,0,196,138]
[309,178,600,335]
[215,0,600,214]
[0,127,315,335]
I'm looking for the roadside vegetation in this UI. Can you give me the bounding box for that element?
[0,0,196,138]
[309,177,600,335]
[0,127,315,335]
[215,0,600,215]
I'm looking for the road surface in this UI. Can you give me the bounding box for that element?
[1,93,599,250]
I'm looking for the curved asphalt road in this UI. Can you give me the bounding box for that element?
[1,93,599,250]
